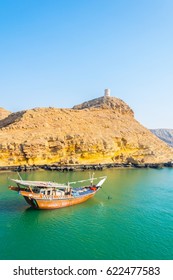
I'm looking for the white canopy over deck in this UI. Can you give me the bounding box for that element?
[10,176,107,189]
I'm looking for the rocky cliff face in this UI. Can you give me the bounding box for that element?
[0,96,173,166]
[151,129,173,147]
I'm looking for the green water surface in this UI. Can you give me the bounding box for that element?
[0,168,173,260]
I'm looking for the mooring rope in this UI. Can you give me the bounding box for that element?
[100,187,112,199]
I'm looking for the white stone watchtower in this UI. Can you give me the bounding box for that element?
[104,88,111,97]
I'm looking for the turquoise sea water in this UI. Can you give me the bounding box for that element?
[0,168,173,260]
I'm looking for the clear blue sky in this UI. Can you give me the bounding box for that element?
[0,0,173,128]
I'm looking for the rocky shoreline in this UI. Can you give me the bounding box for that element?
[0,161,173,172]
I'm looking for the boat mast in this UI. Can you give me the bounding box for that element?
[89,172,95,186]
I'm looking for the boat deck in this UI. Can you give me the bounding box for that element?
[72,187,95,197]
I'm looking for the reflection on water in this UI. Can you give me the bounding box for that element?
[0,168,173,260]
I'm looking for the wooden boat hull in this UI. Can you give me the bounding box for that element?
[23,192,96,209]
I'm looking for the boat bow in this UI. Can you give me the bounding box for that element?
[96,176,107,187]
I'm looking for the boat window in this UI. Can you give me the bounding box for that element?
[33,187,40,193]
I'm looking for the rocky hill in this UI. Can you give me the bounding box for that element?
[0,107,11,120]
[0,96,173,166]
[150,129,173,147]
